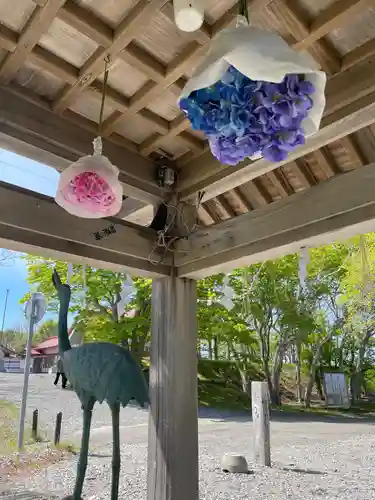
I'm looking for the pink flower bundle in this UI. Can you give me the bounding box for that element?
[55,153,122,219]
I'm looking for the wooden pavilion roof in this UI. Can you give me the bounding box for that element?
[1,0,375,277]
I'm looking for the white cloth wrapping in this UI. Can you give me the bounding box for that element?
[179,24,326,138]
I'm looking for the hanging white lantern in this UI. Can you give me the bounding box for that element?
[219,275,235,310]
[178,13,326,166]
[55,137,123,219]
[173,0,204,32]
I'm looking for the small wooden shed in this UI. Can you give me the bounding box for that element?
[1,1,375,499]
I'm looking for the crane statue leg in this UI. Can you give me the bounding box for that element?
[73,398,95,500]
[110,402,121,500]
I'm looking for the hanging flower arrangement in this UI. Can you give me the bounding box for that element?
[178,11,326,165]
[55,138,123,219]
[55,58,123,219]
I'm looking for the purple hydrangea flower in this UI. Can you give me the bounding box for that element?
[179,68,315,165]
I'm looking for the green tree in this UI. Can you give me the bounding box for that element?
[21,256,151,359]
[33,319,58,345]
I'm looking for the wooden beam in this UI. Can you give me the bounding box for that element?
[0,0,67,84]
[0,87,164,204]
[178,60,375,202]
[265,0,341,74]
[58,0,183,96]
[101,0,269,137]
[313,147,340,179]
[175,161,375,277]
[117,198,147,219]
[0,182,171,275]
[340,135,367,168]
[52,0,168,113]
[293,0,374,51]
[266,170,291,197]
[148,276,198,500]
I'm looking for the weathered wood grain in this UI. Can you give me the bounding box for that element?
[148,275,198,500]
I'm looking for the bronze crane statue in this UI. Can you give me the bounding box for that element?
[52,270,149,500]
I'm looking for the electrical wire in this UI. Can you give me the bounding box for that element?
[148,198,203,265]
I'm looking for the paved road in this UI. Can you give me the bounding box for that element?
[1,373,375,499]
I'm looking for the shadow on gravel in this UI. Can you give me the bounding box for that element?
[0,490,58,500]
[197,406,375,425]
[282,466,327,475]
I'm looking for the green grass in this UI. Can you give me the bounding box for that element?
[276,401,375,418]
[0,400,19,454]
[198,380,250,411]
[0,399,43,455]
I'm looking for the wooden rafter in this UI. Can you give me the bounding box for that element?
[175,161,375,277]
[0,87,164,204]
[52,0,169,114]
[266,170,292,197]
[0,21,204,154]
[100,0,272,140]
[313,147,341,179]
[265,0,341,74]
[0,182,171,276]
[340,135,367,168]
[0,0,67,84]
[293,0,375,51]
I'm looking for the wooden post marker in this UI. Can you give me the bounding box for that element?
[54,412,62,446]
[32,409,38,440]
[251,381,271,466]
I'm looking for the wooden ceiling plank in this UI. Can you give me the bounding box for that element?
[266,0,341,74]
[101,0,270,138]
[176,162,375,278]
[0,0,67,84]
[340,135,366,168]
[217,195,237,218]
[0,87,164,204]
[313,147,341,179]
[294,0,374,51]
[139,115,204,156]
[0,182,171,274]
[52,0,168,114]
[58,0,183,96]
[266,170,291,197]
[201,202,221,224]
[0,17,196,147]
[342,38,375,71]
[160,1,212,44]
[198,205,215,225]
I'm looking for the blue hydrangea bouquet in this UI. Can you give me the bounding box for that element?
[178,24,326,166]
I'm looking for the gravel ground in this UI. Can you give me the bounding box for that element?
[1,373,375,499]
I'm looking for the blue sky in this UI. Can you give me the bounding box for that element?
[0,149,59,330]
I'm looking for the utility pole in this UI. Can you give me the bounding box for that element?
[0,288,9,344]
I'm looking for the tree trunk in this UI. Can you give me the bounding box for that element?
[208,340,213,360]
[213,337,219,360]
[304,336,331,408]
[295,341,303,403]
[270,340,286,406]
[239,369,251,397]
[351,330,370,404]
[315,367,325,401]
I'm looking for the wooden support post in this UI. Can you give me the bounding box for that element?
[251,382,271,467]
[147,274,198,500]
[32,409,38,440]
[54,412,62,446]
